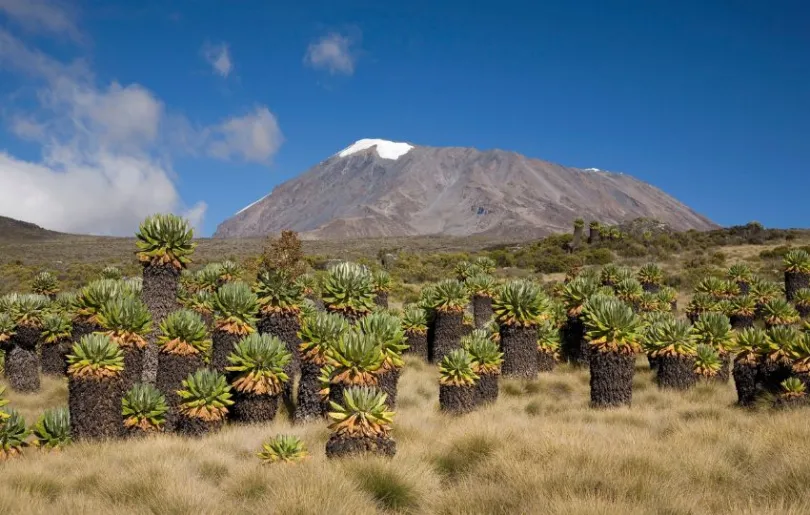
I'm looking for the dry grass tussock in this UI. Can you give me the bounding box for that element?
[3,356,810,514]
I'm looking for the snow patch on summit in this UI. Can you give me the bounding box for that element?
[337,139,413,160]
[235,193,270,215]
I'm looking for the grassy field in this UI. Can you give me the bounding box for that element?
[3,355,810,515]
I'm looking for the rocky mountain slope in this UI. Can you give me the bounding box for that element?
[0,215,62,242]
[214,139,717,239]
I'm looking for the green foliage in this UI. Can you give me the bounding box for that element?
[327,330,385,386]
[694,344,722,377]
[762,325,800,364]
[298,311,350,364]
[493,279,550,326]
[40,312,72,344]
[428,279,469,313]
[401,305,428,333]
[97,296,152,347]
[614,278,643,305]
[536,320,561,353]
[793,289,810,308]
[637,263,663,286]
[465,274,497,298]
[75,279,129,323]
[749,278,783,305]
[11,293,50,327]
[781,377,806,397]
[761,298,800,327]
[218,260,242,282]
[360,311,407,368]
[473,256,496,275]
[730,295,757,317]
[212,281,258,334]
[177,369,234,421]
[53,291,80,315]
[461,330,503,373]
[135,213,196,269]
[328,386,394,437]
[784,249,810,274]
[32,271,59,296]
[31,407,71,450]
[122,383,168,431]
[439,349,479,386]
[583,296,643,354]
[67,333,124,378]
[100,266,123,280]
[372,270,392,293]
[691,312,733,353]
[644,318,696,357]
[258,435,310,463]
[254,269,305,314]
[295,273,319,296]
[321,262,376,316]
[158,309,210,355]
[0,409,29,459]
[727,264,753,283]
[226,333,292,395]
[732,327,767,363]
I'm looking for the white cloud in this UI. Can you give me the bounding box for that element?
[201,42,232,77]
[0,0,83,42]
[0,26,283,235]
[304,32,356,75]
[0,30,205,235]
[206,106,283,164]
[9,116,46,140]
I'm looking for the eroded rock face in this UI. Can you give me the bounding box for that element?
[214,143,717,240]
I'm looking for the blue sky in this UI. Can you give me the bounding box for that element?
[0,0,808,236]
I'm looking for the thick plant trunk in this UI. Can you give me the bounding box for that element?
[730,315,755,330]
[647,353,659,371]
[258,312,302,414]
[325,434,396,458]
[472,295,493,329]
[376,367,401,410]
[733,360,759,407]
[121,347,144,391]
[232,392,279,423]
[176,415,223,437]
[785,271,810,302]
[562,316,589,367]
[69,375,124,441]
[475,373,499,404]
[757,359,793,396]
[432,311,464,364]
[588,227,600,245]
[71,320,98,344]
[655,355,697,390]
[737,281,750,295]
[373,292,389,309]
[404,330,428,360]
[439,384,477,414]
[425,310,437,361]
[211,329,241,373]
[589,351,635,408]
[141,264,180,384]
[5,346,40,392]
[13,325,40,350]
[641,283,660,294]
[797,305,810,319]
[40,340,69,376]
[500,324,538,378]
[714,352,731,384]
[537,350,557,372]
[294,362,326,422]
[156,352,205,430]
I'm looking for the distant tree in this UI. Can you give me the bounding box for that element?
[259,230,307,279]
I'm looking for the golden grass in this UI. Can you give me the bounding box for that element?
[3,356,810,514]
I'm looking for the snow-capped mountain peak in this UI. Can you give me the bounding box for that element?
[337,139,414,160]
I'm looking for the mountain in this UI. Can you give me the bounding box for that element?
[214,139,717,239]
[0,215,62,242]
